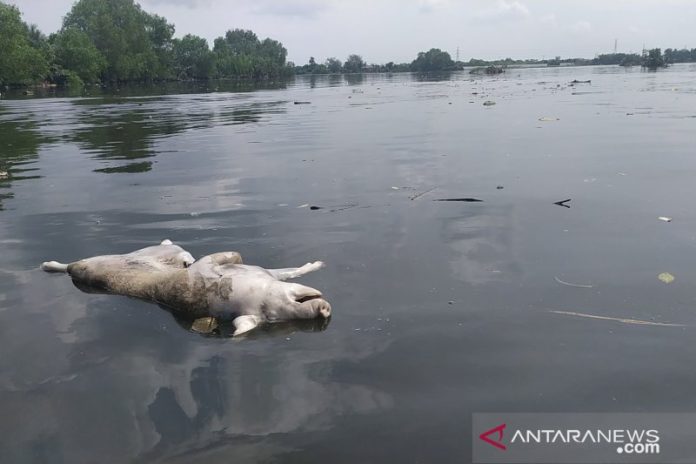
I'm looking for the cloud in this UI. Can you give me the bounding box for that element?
[140,0,214,8]
[249,0,329,18]
[140,0,328,17]
[570,20,592,33]
[538,13,557,28]
[418,0,450,13]
[475,0,531,22]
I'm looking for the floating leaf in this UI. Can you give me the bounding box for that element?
[658,272,675,284]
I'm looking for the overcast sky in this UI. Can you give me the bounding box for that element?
[11,0,696,64]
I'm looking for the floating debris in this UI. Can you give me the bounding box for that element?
[297,203,309,208]
[483,101,496,106]
[549,310,684,327]
[554,199,571,208]
[308,203,359,213]
[434,198,483,202]
[0,171,7,179]
[293,101,311,105]
[470,65,504,75]
[554,276,593,288]
[496,185,504,190]
[191,317,219,334]
[570,79,591,84]
[538,116,560,122]
[658,272,675,284]
[658,216,672,222]
[409,187,436,201]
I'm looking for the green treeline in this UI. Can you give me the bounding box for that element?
[592,47,695,69]
[0,0,291,87]
[294,49,458,75]
[3,0,696,88]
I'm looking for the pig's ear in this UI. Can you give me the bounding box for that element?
[288,283,323,303]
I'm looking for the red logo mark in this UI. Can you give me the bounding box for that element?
[479,423,507,451]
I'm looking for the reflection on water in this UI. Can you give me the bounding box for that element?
[3,64,696,463]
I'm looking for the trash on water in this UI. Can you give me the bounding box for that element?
[483,101,496,106]
[308,204,359,213]
[0,171,7,179]
[658,272,675,284]
[570,79,591,84]
[191,317,218,334]
[554,199,571,208]
[294,101,311,105]
[554,276,593,288]
[409,187,436,201]
[538,117,560,122]
[658,216,672,222]
[297,203,310,208]
[434,198,484,202]
[549,310,684,327]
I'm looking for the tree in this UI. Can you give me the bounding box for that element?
[593,53,642,66]
[642,48,665,69]
[52,27,106,83]
[25,23,52,61]
[410,48,454,72]
[0,2,49,85]
[343,54,364,73]
[172,34,213,79]
[62,0,173,81]
[213,28,288,79]
[258,38,287,66]
[325,57,342,73]
[144,13,175,78]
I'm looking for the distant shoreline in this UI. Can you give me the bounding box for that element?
[4,63,695,100]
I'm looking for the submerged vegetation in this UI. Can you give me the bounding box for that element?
[1,0,695,89]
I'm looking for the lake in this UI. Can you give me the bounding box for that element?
[2,64,696,463]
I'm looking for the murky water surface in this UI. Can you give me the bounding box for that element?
[2,65,696,463]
